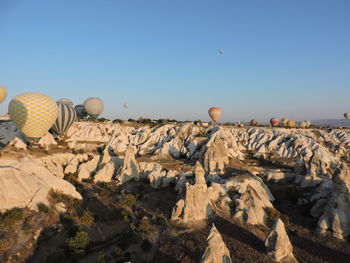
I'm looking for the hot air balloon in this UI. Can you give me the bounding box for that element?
[280,118,288,126]
[250,119,258,126]
[219,50,224,54]
[51,102,77,136]
[286,120,295,128]
[83,97,104,118]
[270,118,279,127]
[208,107,221,122]
[305,121,311,128]
[74,104,88,119]
[57,98,73,106]
[124,103,128,109]
[8,92,58,139]
[0,86,7,103]
[344,113,350,119]
[299,121,307,128]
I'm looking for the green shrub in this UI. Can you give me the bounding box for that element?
[112,246,123,258]
[122,194,137,208]
[121,209,130,223]
[113,119,124,123]
[37,202,50,213]
[0,207,23,227]
[67,231,90,257]
[137,218,152,234]
[80,210,94,226]
[96,251,106,263]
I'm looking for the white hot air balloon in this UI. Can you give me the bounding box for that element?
[83,97,104,118]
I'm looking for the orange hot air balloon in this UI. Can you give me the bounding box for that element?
[281,118,288,126]
[286,120,295,128]
[250,119,258,126]
[208,107,221,122]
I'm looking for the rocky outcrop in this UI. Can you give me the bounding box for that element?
[115,145,139,184]
[200,224,232,263]
[316,163,350,239]
[227,174,275,226]
[0,156,82,212]
[138,162,176,188]
[171,162,213,224]
[265,219,297,262]
[38,132,57,149]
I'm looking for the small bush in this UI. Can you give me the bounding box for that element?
[96,251,106,263]
[67,231,90,257]
[0,208,23,227]
[122,194,137,208]
[112,246,123,258]
[137,218,152,234]
[37,202,50,213]
[113,119,124,123]
[121,209,130,223]
[79,210,94,226]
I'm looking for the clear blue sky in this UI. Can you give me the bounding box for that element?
[0,0,349,122]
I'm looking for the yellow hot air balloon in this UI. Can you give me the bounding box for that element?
[208,107,221,122]
[286,120,295,128]
[0,86,7,103]
[9,92,58,138]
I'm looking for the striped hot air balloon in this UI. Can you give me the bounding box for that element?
[58,98,73,106]
[270,118,279,127]
[51,102,77,135]
[280,118,288,126]
[250,119,258,126]
[208,107,221,122]
[8,92,58,139]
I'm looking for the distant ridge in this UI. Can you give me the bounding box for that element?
[311,119,350,127]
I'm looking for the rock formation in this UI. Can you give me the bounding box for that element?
[0,156,82,212]
[200,224,232,263]
[265,219,297,262]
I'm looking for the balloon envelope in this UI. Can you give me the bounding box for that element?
[51,102,77,135]
[280,118,288,126]
[250,119,258,126]
[124,103,128,109]
[0,86,7,103]
[57,98,73,106]
[74,104,88,118]
[208,107,221,122]
[83,97,104,117]
[286,120,295,128]
[344,113,350,119]
[270,118,279,127]
[8,92,58,138]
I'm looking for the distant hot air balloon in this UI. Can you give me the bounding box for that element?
[51,102,77,136]
[0,86,7,103]
[299,121,307,128]
[208,107,221,122]
[344,113,350,119]
[286,120,295,128]
[83,97,104,118]
[124,103,128,109]
[57,98,73,106]
[219,50,224,54]
[305,121,311,128]
[270,118,279,127]
[250,119,258,126]
[280,118,288,126]
[74,104,88,119]
[8,92,58,139]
